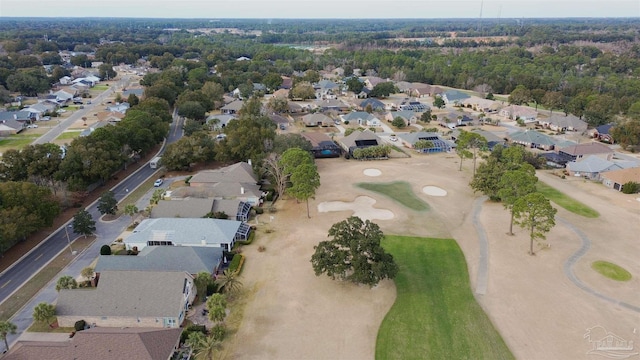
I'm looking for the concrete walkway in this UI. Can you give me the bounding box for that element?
[559,217,640,313]
[471,196,489,295]
[471,196,640,312]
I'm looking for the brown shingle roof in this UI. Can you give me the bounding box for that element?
[559,142,613,156]
[601,167,640,185]
[3,327,181,360]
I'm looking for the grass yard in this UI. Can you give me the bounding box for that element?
[591,260,632,281]
[377,236,513,360]
[0,136,38,153]
[93,85,109,91]
[536,182,600,218]
[56,130,82,140]
[356,181,429,211]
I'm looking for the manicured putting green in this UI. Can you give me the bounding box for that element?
[357,181,429,211]
[591,260,632,281]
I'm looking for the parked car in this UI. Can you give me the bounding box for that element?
[279,124,286,130]
[27,124,38,129]
[389,134,398,142]
[153,179,164,187]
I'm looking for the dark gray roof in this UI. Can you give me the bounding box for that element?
[94,246,223,274]
[150,197,215,218]
[190,162,256,184]
[56,271,193,318]
[509,130,555,146]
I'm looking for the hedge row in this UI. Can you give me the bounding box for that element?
[228,254,245,275]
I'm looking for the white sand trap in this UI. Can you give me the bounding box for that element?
[363,168,382,177]
[318,196,394,221]
[422,185,447,196]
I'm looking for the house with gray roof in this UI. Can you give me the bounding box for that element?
[341,111,381,127]
[151,197,251,221]
[94,246,224,276]
[206,114,236,129]
[558,142,613,162]
[508,130,555,150]
[189,162,262,205]
[566,156,627,180]
[385,110,418,126]
[3,327,182,360]
[339,129,382,157]
[539,114,587,133]
[398,131,454,153]
[221,99,244,115]
[302,113,333,127]
[56,270,196,329]
[0,110,37,123]
[442,90,470,105]
[314,99,350,113]
[124,217,250,251]
[499,105,538,122]
[358,98,385,112]
[315,79,340,99]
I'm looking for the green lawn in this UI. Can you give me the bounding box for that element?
[377,236,514,360]
[56,131,83,140]
[0,136,37,153]
[536,182,600,218]
[93,85,109,91]
[592,261,632,281]
[356,181,429,211]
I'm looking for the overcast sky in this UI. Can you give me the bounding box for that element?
[1,0,638,19]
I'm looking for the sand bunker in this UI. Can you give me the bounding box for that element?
[318,196,394,221]
[422,185,447,196]
[363,168,382,177]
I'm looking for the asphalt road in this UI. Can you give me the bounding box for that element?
[32,76,131,145]
[0,106,183,350]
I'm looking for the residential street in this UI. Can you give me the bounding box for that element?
[1,109,184,348]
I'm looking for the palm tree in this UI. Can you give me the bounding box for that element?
[187,332,221,360]
[0,320,17,352]
[215,270,243,296]
[194,334,221,360]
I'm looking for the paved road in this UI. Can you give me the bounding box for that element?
[32,76,131,145]
[2,110,183,349]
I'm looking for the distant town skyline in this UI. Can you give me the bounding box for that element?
[1,0,639,19]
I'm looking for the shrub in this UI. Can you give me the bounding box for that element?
[343,120,349,125]
[206,282,218,296]
[258,245,266,252]
[254,207,264,214]
[228,254,245,274]
[180,324,207,344]
[622,181,640,194]
[74,320,86,332]
[237,231,255,246]
[100,245,111,255]
[211,324,226,341]
[184,175,193,185]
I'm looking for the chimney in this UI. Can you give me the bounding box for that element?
[240,187,245,194]
[247,159,252,166]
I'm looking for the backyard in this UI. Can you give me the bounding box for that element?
[536,181,600,218]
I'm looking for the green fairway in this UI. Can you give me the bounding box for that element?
[536,182,599,218]
[592,261,632,281]
[377,236,514,360]
[357,181,429,211]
